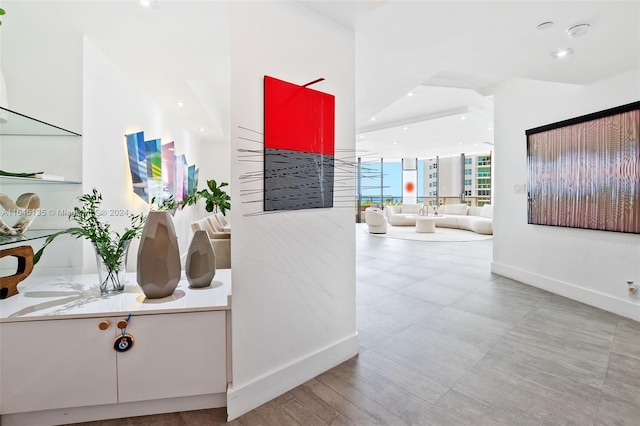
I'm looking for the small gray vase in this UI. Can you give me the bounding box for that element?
[185,230,216,288]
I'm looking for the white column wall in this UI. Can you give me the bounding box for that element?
[228,2,357,419]
[492,69,640,321]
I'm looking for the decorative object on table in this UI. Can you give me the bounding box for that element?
[136,210,181,299]
[527,101,640,234]
[33,189,146,295]
[0,245,34,299]
[419,204,428,216]
[429,200,442,216]
[185,230,216,288]
[264,75,335,211]
[0,192,41,236]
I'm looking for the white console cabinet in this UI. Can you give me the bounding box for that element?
[0,271,231,425]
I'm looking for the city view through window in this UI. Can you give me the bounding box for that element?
[357,153,492,218]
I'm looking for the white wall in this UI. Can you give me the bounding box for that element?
[492,69,640,321]
[228,1,357,419]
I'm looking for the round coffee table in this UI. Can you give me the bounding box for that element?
[414,215,444,233]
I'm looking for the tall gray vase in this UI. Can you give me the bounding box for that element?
[186,230,216,288]
[136,211,181,299]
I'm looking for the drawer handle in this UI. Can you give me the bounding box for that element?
[117,320,128,330]
[98,320,111,330]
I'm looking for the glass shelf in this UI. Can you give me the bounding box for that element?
[0,229,61,247]
[0,176,81,184]
[0,106,81,136]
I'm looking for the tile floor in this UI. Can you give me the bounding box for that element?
[77,225,640,425]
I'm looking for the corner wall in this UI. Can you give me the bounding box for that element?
[492,69,640,321]
[228,2,357,419]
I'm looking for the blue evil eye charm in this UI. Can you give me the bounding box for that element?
[113,334,134,352]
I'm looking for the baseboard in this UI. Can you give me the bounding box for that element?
[0,393,226,426]
[226,332,359,421]
[491,262,640,322]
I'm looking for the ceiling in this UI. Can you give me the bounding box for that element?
[2,1,639,160]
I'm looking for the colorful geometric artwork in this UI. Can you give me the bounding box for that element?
[145,138,163,203]
[161,142,175,198]
[126,132,198,205]
[175,154,187,202]
[527,101,640,234]
[264,75,335,211]
[187,165,197,196]
[126,131,149,202]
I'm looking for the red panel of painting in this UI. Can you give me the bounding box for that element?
[264,76,334,156]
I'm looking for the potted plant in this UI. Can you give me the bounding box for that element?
[197,179,231,214]
[34,189,146,295]
[428,199,443,215]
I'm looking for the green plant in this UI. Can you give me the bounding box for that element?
[179,192,200,208]
[34,189,146,281]
[0,8,5,27]
[151,194,178,212]
[197,179,230,214]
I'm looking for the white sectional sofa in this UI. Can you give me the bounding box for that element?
[383,203,493,235]
[383,203,423,226]
[437,204,493,235]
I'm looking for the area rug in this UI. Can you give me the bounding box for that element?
[360,224,492,242]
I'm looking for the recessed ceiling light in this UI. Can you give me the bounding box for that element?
[566,22,591,38]
[393,141,398,145]
[402,126,409,130]
[486,127,493,131]
[458,142,463,145]
[176,101,185,107]
[371,117,376,121]
[408,92,414,97]
[460,116,467,120]
[551,48,574,59]
[139,0,158,8]
[199,128,205,132]
[537,21,554,30]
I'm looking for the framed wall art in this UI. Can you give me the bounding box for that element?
[263,76,335,211]
[526,101,639,234]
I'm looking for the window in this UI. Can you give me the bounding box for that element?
[465,158,472,165]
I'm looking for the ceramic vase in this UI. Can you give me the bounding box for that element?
[136,211,181,299]
[185,230,216,288]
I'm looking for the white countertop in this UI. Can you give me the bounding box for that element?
[0,270,232,322]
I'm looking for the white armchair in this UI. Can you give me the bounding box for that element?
[365,207,388,234]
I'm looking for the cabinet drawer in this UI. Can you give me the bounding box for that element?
[117,311,226,402]
[0,318,118,414]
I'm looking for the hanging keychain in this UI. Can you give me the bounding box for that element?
[113,313,135,352]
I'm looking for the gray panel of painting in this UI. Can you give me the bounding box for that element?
[264,148,334,211]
